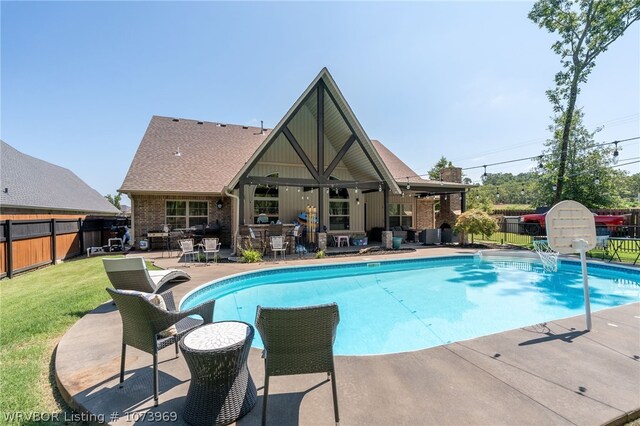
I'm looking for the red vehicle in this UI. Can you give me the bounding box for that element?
[518,207,626,235]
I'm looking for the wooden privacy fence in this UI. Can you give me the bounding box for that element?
[0,218,114,279]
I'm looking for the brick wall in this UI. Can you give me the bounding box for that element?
[132,194,233,247]
[415,198,435,229]
[436,167,462,228]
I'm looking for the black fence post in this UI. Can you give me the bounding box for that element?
[51,218,57,265]
[6,220,13,279]
[78,218,84,255]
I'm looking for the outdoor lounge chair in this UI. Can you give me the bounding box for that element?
[103,257,191,293]
[106,288,215,407]
[255,303,340,426]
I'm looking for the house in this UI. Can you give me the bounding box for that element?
[0,140,121,277]
[120,68,470,249]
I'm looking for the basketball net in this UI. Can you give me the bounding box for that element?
[533,239,559,272]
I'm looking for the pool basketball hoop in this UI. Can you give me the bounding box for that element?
[545,200,597,330]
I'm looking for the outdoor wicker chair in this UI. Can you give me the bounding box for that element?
[103,257,191,293]
[255,303,340,426]
[106,288,215,407]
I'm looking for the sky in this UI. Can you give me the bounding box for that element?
[2,1,639,207]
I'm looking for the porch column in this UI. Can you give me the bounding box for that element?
[461,191,466,213]
[239,184,245,225]
[318,186,324,232]
[383,188,389,231]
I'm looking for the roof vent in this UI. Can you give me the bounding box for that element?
[172,118,179,122]
[197,121,203,125]
[260,120,265,135]
[242,126,248,129]
[220,124,226,127]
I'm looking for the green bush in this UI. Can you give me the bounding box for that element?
[315,249,326,259]
[241,249,263,263]
[454,209,499,244]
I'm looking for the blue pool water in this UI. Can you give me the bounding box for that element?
[181,255,640,355]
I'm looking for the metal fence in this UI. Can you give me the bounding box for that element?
[472,220,640,250]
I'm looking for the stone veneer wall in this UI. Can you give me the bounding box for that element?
[132,194,233,247]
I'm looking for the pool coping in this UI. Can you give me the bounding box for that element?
[55,247,640,425]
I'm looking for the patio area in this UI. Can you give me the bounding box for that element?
[55,248,640,425]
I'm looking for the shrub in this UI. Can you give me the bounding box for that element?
[454,209,499,244]
[241,249,262,263]
[315,249,326,259]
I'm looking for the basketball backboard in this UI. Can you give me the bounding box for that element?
[546,200,597,254]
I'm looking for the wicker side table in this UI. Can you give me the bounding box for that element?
[180,321,257,426]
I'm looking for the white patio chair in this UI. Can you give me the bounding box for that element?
[201,238,221,264]
[269,235,288,261]
[179,239,199,266]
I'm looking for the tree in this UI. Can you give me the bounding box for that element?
[466,187,495,213]
[428,156,453,180]
[533,110,618,208]
[105,193,122,209]
[454,209,499,244]
[529,0,640,203]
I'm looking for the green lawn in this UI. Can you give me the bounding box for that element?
[0,255,156,422]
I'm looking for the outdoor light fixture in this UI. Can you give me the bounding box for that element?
[216,199,223,209]
[285,186,288,191]
[354,184,358,194]
[406,179,410,190]
[612,142,619,165]
[356,198,360,206]
[481,165,488,182]
[325,187,329,194]
[444,194,448,201]
[378,183,382,192]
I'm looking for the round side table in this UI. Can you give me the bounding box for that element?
[180,321,257,426]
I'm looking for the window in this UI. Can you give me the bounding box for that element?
[329,188,350,230]
[166,201,209,229]
[389,203,412,228]
[254,173,279,224]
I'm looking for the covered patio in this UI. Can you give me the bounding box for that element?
[226,69,471,252]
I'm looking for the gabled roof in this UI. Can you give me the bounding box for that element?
[120,117,269,194]
[0,141,121,214]
[120,116,434,195]
[371,140,471,191]
[227,68,402,194]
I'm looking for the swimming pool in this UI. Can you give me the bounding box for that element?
[181,254,640,355]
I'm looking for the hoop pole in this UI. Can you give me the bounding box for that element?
[575,240,592,331]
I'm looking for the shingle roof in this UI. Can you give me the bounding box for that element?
[0,141,121,214]
[120,116,427,194]
[120,116,269,194]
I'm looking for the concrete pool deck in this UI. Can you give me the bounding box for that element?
[55,247,640,425]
